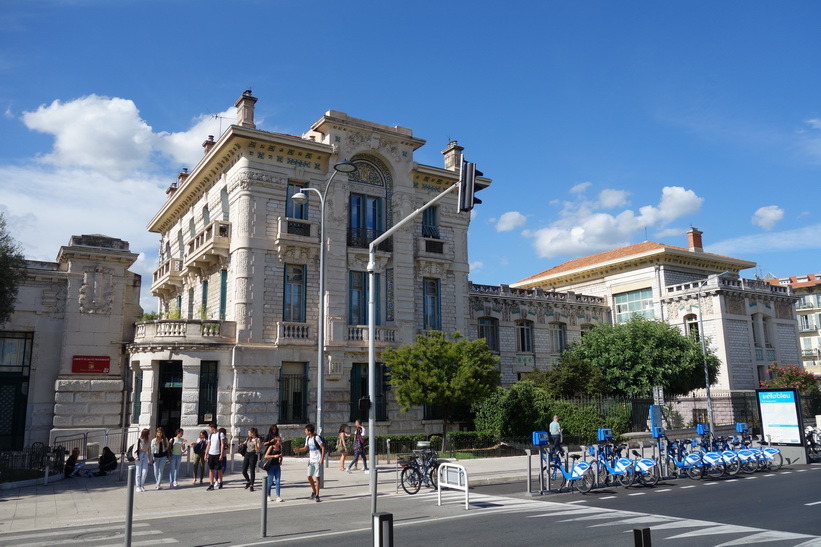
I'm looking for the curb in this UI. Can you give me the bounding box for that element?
[0,473,64,490]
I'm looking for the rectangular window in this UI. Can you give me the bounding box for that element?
[423,278,441,330]
[348,271,380,325]
[202,206,210,226]
[198,361,218,423]
[177,231,184,259]
[422,206,440,239]
[516,320,534,353]
[549,322,566,353]
[478,317,499,352]
[280,362,308,424]
[219,270,227,320]
[283,264,306,323]
[348,194,384,248]
[187,288,194,320]
[132,369,142,423]
[350,362,387,422]
[614,288,655,323]
[201,280,209,318]
[286,182,308,220]
[189,218,196,238]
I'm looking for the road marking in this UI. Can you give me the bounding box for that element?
[705,481,720,485]
[654,488,671,492]
[744,476,757,479]
[725,479,738,483]
[782,471,793,474]
[797,469,807,472]
[565,500,588,504]
[805,501,821,506]
[628,492,645,496]
[0,523,150,542]
[598,496,616,499]
[680,485,696,489]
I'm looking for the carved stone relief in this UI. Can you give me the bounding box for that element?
[725,295,745,316]
[78,265,114,314]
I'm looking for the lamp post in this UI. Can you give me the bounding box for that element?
[292,160,356,436]
[695,271,733,435]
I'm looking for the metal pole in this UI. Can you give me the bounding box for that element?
[124,464,135,547]
[316,185,327,437]
[44,452,51,485]
[697,282,715,434]
[526,448,531,494]
[260,473,269,538]
[371,468,378,515]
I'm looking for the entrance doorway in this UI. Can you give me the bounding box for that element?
[157,361,182,435]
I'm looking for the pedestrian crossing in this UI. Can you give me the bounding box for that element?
[0,522,178,547]
[424,491,821,545]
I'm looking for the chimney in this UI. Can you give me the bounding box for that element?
[166,168,188,198]
[202,135,215,155]
[687,227,703,252]
[441,140,464,172]
[234,89,258,129]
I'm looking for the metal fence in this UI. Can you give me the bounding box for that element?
[0,443,65,478]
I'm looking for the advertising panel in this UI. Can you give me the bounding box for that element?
[756,388,803,445]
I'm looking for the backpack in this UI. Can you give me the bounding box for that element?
[192,439,206,456]
[126,444,136,462]
[309,434,326,454]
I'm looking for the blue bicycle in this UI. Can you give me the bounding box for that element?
[542,448,594,493]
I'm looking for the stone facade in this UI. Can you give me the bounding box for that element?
[128,91,489,439]
[768,274,821,379]
[0,235,141,449]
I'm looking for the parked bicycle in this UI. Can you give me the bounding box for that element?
[400,447,440,495]
[589,442,634,488]
[541,448,594,493]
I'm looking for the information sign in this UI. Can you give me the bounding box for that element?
[756,388,803,445]
[71,355,110,374]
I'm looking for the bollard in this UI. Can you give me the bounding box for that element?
[373,512,393,547]
[371,468,378,515]
[386,439,391,465]
[633,527,651,546]
[124,465,135,547]
[525,448,532,494]
[44,452,51,485]
[260,474,269,538]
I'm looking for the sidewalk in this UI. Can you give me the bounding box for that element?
[0,454,531,534]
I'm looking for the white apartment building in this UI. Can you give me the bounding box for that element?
[511,228,801,391]
[768,273,821,379]
[128,91,490,439]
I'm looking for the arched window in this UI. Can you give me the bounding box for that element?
[684,313,699,340]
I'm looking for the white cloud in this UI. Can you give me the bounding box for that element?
[156,109,232,168]
[570,182,591,194]
[469,261,484,273]
[709,224,821,255]
[495,211,527,232]
[524,186,705,258]
[806,119,821,130]
[751,205,784,231]
[597,189,629,209]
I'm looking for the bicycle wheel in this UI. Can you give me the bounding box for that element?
[617,466,635,487]
[724,457,741,476]
[576,469,595,493]
[401,467,422,495]
[428,465,439,489]
[740,458,758,474]
[706,463,724,479]
[685,464,704,480]
[767,452,783,471]
[643,467,659,486]
[549,463,567,491]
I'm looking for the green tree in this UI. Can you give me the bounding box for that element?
[523,354,608,398]
[564,316,720,398]
[383,331,500,449]
[760,362,820,395]
[0,213,26,325]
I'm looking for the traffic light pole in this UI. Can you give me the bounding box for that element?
[366,180,460,513]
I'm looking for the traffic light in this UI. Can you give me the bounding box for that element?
[359,396,371,413]
[458,161,483,213]
[382,366,392,391]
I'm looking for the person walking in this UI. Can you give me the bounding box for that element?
[204,422,225,491]
[190,430,207,485]
[168,428,186,487]
[346,425,368,473]
[549,415,563,455]
[295,423,325,502]
[263,432,284,502]
[337,424,350,471]
[241,427,261,491]
[218,427,229,483]
[151,427,170,490]
[134,428,152,492]
[352,419,366,469]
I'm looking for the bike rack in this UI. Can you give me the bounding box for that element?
[437,462,469,510]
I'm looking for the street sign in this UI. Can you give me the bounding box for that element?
[653,385,664,406]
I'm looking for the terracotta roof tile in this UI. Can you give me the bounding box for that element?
[766,274,821,289]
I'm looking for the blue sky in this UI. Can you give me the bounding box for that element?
[2,1,820,311]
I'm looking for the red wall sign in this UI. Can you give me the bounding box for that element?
[72,355,111,374]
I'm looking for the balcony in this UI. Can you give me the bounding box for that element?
[132,320,236,349]
[151,258,184,298]
[184,220,231,273]
[273,217,318,263]
[275,322,314,346]
[347,228,392,252]
[803,349,820,359]
[345,325,400,348]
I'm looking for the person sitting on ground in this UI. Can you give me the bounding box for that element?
[64,447,88,477]
[94,446,117,476]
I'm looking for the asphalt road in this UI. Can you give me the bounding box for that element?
[3,464,820,546]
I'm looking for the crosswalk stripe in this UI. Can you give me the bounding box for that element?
[714,531,821,545]
[0,523,150,542]
[16,530,162,547]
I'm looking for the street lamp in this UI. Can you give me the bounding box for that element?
[292,159,356,436]
[696,271,734,435]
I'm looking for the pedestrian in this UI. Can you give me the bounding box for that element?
[262,432,284,502]
[263,424,280,450]
[352,419,366,469]
[337,424,350,471]
[218,427,229,481]
[168,428,186,487]
[346,425,368,473]
[241,427,261,491]
[190,430,207,485]
[204,422,225,490]
[64,447,86,477]
[151,427,170,489]
[549,415,563,455]
[294,423,325,502]
[134,428,152,492]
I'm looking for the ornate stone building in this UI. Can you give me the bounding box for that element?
[511,228,801,391]
[767,273,821,379]
[128,91,489,439]
[0,235,141,449]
